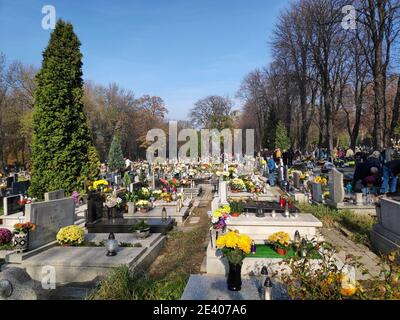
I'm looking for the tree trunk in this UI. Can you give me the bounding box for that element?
[389,75,400,141]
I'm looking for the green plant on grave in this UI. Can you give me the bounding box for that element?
[123,172,132,189]
[276,245,400,300]
[107,135,125,172]
[29,20,94,198]
[119,242,134,247]
[228,200,245,214]
[275,242,365,300]
[129,220,150,232]
[125,192,138,203]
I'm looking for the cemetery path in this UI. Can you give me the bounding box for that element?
[320,228,382,280]
[147,184,213,279]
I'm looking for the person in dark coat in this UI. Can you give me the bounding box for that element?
[380,160,400,194]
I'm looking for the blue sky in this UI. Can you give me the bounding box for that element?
[0,0,290,120]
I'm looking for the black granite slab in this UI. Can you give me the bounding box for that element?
[85,218,174,235]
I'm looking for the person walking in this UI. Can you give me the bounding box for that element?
[267,157,277,187]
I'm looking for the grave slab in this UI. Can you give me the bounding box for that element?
[181,274,288,300]
[22,247,146,284]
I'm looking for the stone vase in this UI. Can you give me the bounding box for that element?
[13,232,29,253]
[227,262,242,291]
[127,202,136,215]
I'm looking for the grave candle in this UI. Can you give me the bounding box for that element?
[251,240,256,254]
[264,277,273,300]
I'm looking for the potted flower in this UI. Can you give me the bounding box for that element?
[268,231,291,256]
[230,178,246,192]
[229,200,244,218]
[13,222,36,252]
[152,189,162,200]
[216,231,252,291]
[0,228,13,250]
[130,220,150,239]
[93,179,109,192]
[136,200,150,213]
[56,225,85,246]
[137,187,151,200]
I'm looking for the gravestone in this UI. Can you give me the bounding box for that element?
[86,192,104,223]
[3,195,22,215]
[6,176,14,188]
[311,182,323,203]
[25,198,75,250]
[11,181,30,195]
[44,189,65,202]
[328,169,344,205]
[293,171,301,189]
[371,199,400,262]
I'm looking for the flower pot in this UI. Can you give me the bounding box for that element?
[230,189,241,193]
[227,262,242,291]
[13,232,29,253]
[230,212,241,218]
[276,248,288,256]
[135,228,150,239]
[139,208,149,213]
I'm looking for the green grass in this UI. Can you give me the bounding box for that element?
[0,243,13,250]
[299,203,376,247]
[247,244,321,259]
[87,266,188,300]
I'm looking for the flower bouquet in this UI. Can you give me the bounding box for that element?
[14,222,36,234]
[230,178,246,192]
[268,231,291,256]
[92,179,109,192]
[152,189,162,200]
[216,231,252,291]
[136,200,150,213]
[105,195,122,209]
[137,187,151,200]
[211,205,230,230]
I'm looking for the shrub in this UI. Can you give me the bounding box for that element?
[56,225,85,246]
[0,228,12,245]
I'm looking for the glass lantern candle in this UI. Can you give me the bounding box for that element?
[105,233,119,256]
[162,206,167,221]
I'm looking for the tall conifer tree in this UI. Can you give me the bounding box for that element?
[30,20,92,198]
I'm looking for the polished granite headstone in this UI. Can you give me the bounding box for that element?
[86,218,174,235]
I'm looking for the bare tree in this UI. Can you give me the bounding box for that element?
[356,0,400,148]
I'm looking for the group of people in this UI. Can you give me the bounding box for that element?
[261,146,400,195]
[353,150,400,195]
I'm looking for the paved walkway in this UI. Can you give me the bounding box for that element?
[320,228,382,280]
